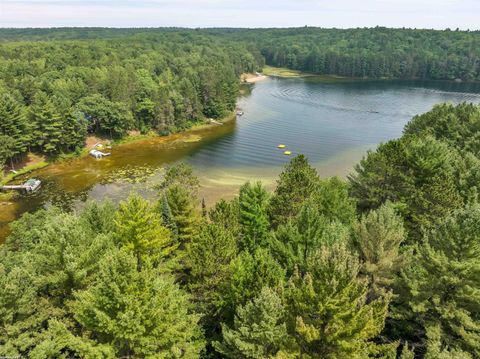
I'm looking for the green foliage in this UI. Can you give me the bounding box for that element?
[313,176,356,225]
[0,92,28,160]
[165,184,199,246]
[0,30,260,163]
[239,181,270,252]
[286,240,395,358]
[72,249,204,358]
[188,223,237,318]
[77,94,133,138]
[396,206,480,357]
[349,134,469,241]
[234,27,480,81]
[214,287,293,358]
[114,193,175,263]
[353,203,407,300]
[272,201,350,275]
[160,162,200,196]
[269,154,320,227]
[226,249,285,312]
[404,103,480,157]
[0,208,113,356]
[208,198,241,237]
[29,91,63,154]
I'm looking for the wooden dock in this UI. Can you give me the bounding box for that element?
[1,179,41,193]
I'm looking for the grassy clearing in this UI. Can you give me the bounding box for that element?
[262,65,353,83]
[262,65,308,77]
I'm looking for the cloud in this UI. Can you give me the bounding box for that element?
[0,0,478,29]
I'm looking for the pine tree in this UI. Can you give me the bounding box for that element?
[0,92,28,160]
[397,206,480,356]
[208,198,241,237]
[165,184,199,247]
[353,202,407,300]
[188,222,237,315]
[214,287,293,358]
[239,181,270,252]
[313,176,356,225]
[225,248,285,313]
[269,154,320,227]
[272,201,350,275]
[114,193,176,264]
[30,91,63,154]
[286,240,395,358]
[159,193,178,236]
[187,222,238,345]
[72,250,204,358]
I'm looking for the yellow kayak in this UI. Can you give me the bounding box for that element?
[277,144,286,148]
[284,151,292,155]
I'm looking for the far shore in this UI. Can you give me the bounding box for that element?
[241,72,268,83]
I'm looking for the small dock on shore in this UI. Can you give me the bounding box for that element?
[1,179,41,193]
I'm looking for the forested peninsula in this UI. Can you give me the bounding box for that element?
[1,27,480,358]
[1,27,480,171]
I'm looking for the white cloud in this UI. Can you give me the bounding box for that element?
[0,0,478,29]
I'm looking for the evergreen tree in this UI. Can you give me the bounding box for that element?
[225,248,285,313]
[159,162,200,196]
[165,184,199,247]
[114,193,175,264]
[0,209,113,357]
[208,198,241,237]
[239,181,270,252]
[269,154,320,227]
[396,206,480,356]
[72,249,204,358]
[187,222,238,348]
[272,201,350,275]
[0,92,28,161]
[349,136,466,241]
[29,91,63,154]
[214,287,293,358]
[159,192,178,235]
[0,135,17,170]
[313,176,356,225]
[353,202,407,300]
[286,240,395,358]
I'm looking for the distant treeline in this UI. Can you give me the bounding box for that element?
[226,27,480,81]
[1,27,479,168]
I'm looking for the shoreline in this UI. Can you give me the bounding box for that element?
[241,72,268,83]
[1,113,237,186]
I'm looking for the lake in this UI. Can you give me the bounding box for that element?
[2,77,480,240]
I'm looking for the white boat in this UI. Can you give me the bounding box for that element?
[89,149,111,159]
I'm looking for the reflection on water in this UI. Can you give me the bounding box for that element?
[2,78,480,241]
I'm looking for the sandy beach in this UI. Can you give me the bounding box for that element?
[241,72,268,83]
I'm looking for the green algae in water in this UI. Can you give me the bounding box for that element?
[102,165,158,184]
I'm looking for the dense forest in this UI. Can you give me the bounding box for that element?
[1,103,480,358]
[1,28,480,357]
[227,27,480,81]
[1,27,480,170]
[0,30,262,169]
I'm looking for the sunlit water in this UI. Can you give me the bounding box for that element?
[2,77,480,240]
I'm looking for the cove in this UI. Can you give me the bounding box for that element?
[1,77,480,241]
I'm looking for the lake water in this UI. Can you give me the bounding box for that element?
[2,77,480,240]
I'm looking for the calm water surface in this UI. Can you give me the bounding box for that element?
[2,77,480,240]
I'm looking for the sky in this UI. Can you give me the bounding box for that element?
[0,0,479,29]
